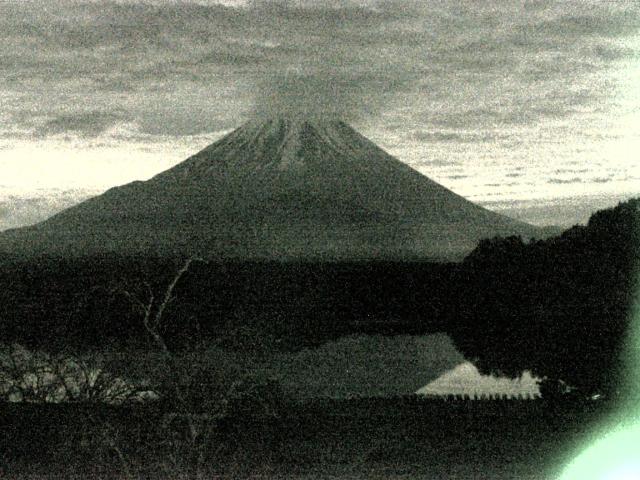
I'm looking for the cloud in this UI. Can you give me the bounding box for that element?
[548,177,583,184]
[589,44,638,62]
[37,111,128,137]
[192,50,269,66]
[411,130,506,143]
[446,175,469,180]
[0,0,445,132]
[1,0,639,152]
[591,176,613,184]
[519,11,640,39]
[554,168,588,174]
[251,69,412,121]
[0,190,95,231]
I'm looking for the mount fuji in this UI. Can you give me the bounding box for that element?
[0,118,544,260]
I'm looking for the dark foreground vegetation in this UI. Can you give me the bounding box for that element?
[0,198,637,478]
[0,396,615,479]
[0,198,637,396]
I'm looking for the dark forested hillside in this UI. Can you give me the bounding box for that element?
[448,198,639,395]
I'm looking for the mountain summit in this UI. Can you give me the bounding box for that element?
[0,118,543,260]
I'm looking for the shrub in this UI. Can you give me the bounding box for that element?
[0,343,158,404]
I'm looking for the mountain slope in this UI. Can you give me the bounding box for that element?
[0,118,542,260]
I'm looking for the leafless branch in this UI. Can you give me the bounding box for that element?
[109,256,210,477]
[152,257,200,331]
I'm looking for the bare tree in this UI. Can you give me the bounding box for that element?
[110,256,285,478]
[0,343,148,404]
[119,257,201,358]
[116,256,218,478]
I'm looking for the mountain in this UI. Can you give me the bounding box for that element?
[0,118,544,260]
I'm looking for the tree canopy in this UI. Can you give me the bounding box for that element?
[449,198,640,395]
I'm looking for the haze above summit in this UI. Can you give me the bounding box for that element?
[1,0,639,230]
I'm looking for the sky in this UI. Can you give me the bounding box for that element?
[1,0,639,230]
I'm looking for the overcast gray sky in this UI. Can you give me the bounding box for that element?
[1,0,639,229]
